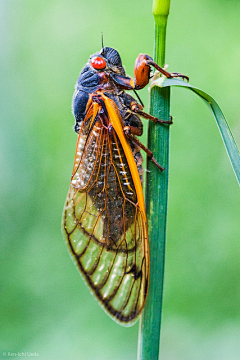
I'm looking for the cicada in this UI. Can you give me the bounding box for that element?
[62,46,188,326]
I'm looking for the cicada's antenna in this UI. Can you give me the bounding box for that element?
[101,32,104,55]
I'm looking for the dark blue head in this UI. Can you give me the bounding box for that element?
[76,47,126,92]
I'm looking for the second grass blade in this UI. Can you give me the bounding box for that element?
[161,78,240,186]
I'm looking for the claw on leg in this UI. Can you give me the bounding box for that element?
[168,72,189,82]
[146,60,189,82]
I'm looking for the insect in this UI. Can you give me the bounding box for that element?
[62,46,188,326]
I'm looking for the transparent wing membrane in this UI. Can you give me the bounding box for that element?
[62,93,149,325]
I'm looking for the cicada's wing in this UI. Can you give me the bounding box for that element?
[62,95,149,326]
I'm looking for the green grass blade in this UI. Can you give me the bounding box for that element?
[138,7,170,360]
[161,78,240,186]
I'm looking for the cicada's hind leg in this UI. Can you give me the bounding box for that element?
[123,126,165,172]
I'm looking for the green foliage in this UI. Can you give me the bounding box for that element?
[1,1,240,359]
[162,78,240,185]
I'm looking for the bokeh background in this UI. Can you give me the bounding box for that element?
[1,0,240,359]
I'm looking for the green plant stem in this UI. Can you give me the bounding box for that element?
[138,13,170,360]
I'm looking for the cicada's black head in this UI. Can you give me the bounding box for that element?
[88,47,126,76]
[75,47,128,96]
[100,47,122,67]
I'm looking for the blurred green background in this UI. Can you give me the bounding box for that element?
[1,0,240,359]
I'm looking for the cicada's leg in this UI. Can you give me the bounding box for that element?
[134,54,189,90]
[145,59,189,82]
[121,92,172,125]
[123,125,142,137]
[133,108,173,125]
[124,126,165,172]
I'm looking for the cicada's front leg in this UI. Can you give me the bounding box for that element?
[134,54,189,90]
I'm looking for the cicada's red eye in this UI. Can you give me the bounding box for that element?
[91,56,106,70]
